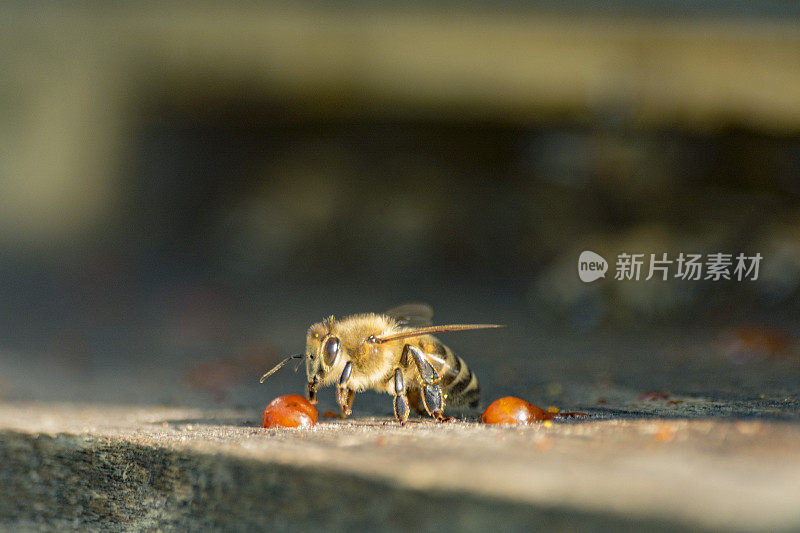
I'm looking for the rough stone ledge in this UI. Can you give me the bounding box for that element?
[1,403,799,531]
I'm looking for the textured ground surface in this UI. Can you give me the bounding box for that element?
[1,402,800,532]
[1,289,800,531]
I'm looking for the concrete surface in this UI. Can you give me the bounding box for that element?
[2,290,800,531]
[1,403,799,532]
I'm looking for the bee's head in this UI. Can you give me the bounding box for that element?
[305,317,342,395]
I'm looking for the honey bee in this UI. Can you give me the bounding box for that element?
[260,303,503,425]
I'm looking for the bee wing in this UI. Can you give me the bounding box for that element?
[384,302,435,327]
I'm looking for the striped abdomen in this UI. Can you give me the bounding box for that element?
[417,337,480,410]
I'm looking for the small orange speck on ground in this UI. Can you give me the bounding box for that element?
[655,424,674,442]
[323,411,338,418]
[597,398,607,404]
[639,391,670,401]
[543,420,553,428]
[719,325,792,363]
[547,406,560,413]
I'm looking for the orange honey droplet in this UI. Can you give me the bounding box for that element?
[262,394,318,428]
[481,396,555,425]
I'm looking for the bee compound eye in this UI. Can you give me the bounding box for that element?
[323,336,340,366]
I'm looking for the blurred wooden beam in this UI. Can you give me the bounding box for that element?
[131,7,800,131]
[6,5,800,131]
[2,4,799,246]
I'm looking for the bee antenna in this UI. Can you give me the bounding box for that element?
[259,354,305,383]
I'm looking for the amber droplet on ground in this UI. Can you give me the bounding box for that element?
[482,397,589,424]
[323,411,338,418]
[481,396,554,424]
[262,394,318,428]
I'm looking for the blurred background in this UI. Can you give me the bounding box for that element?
[2,2,800,413]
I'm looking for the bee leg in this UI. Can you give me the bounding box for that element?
[339,361,353,387]
[307,378,319,404]
[405,345,438,386]
[392,368,409,425]
[335,361,355,417]
[336,387,355,418]
[404,345,451,421]
[420,384,452,421]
